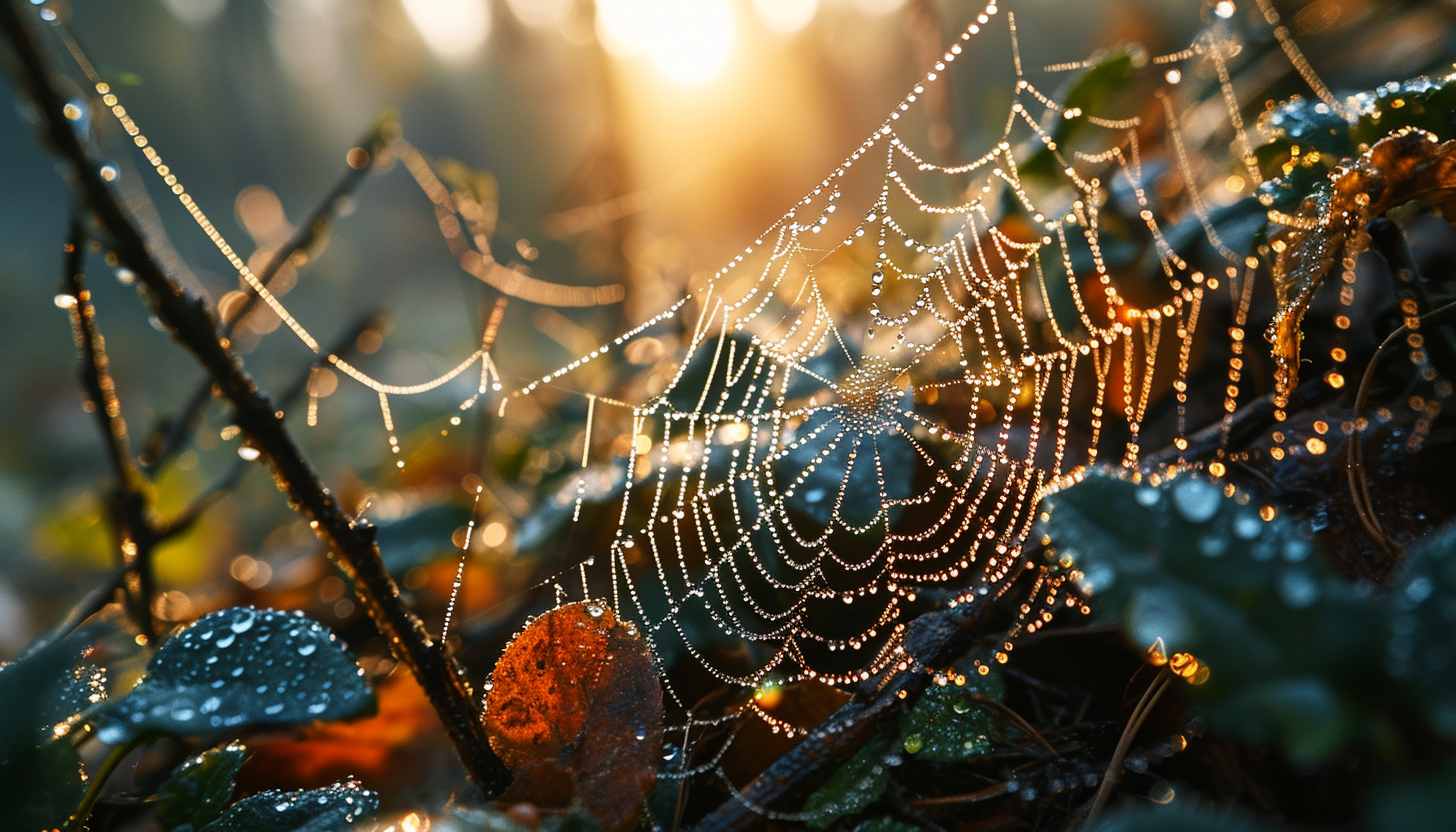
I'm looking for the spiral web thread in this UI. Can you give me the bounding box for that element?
[498,0,1347,770]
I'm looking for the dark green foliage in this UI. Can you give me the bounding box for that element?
[1366,760,1456,832]
[898,678,998,763]
[1039,471,1389,760]
[1257,75,1456,211]
[197,779,377,832]
[801,734,897,828]
[1384,526,1456,738]
[0,637,103,831]
[96,607,375,745]
[1091,801,1275,832]
[156,741,247,832]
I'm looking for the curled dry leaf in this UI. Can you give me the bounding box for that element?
[483,600,663,832]
[1266,127,1456,406]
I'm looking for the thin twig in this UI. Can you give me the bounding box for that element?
[966,692,1059,756]
[905,781,1011,808]
[157,310,389,542]
[0,3,511,797]
[1081,670,1173,829]
[61,215,157,637]
[1347,298,1456,558]
[147,122,395,472]
[30,566,129,654]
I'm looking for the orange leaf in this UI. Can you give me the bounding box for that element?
[484,601,662,832]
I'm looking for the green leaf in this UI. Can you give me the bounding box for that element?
[1040,471,1389,760]
[1386,524,1456,738]
[801,734,895,828]
[899,679,997,763]
[0,637,102,831]
[198,778,378,832]
[156,741,246,832]
[96,607,375,745]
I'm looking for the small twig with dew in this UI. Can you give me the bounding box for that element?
[146,122,396,472]
[59,214,159,637]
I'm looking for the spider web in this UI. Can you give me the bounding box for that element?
[497,0,1350,758]
[46,0,1350,789]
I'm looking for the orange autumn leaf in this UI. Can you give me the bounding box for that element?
[484,601,662,832]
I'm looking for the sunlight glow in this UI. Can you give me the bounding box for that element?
[597,0,736,85]
[402,0,491,61]
[754,0,818,34]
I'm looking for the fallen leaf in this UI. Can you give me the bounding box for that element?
[484,601,662,832]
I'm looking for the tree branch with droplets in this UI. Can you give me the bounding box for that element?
[0,0,512,798]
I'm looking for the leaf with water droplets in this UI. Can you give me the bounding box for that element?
[196,778,378,832]
[483,601,662,832]
[0,636,101,830]
[1040,471,1388,760]
[899,676,999,763]
[801,734,895,828]
[156,741,246,832]
[96,607,375,745]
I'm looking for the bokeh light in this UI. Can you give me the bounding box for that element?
[753,0,819,34]
[402,0,491,61]
[597,0,736,85]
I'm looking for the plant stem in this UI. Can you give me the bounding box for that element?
[63,739,139,832]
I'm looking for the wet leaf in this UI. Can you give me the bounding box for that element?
[483,601,662,832]
[197,778,378,832]
[1040,471,1388,760]
[156,741,246,832]
[96,607,375,745]
[1265,128,1456,405]
[0,637,101,831]
[801,734,895,828]
[899,681,998,763]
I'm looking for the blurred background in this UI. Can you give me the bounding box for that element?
[0,0,1238,655]
[5,0,1456,815]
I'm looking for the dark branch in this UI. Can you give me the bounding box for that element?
[0,2,511,797]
